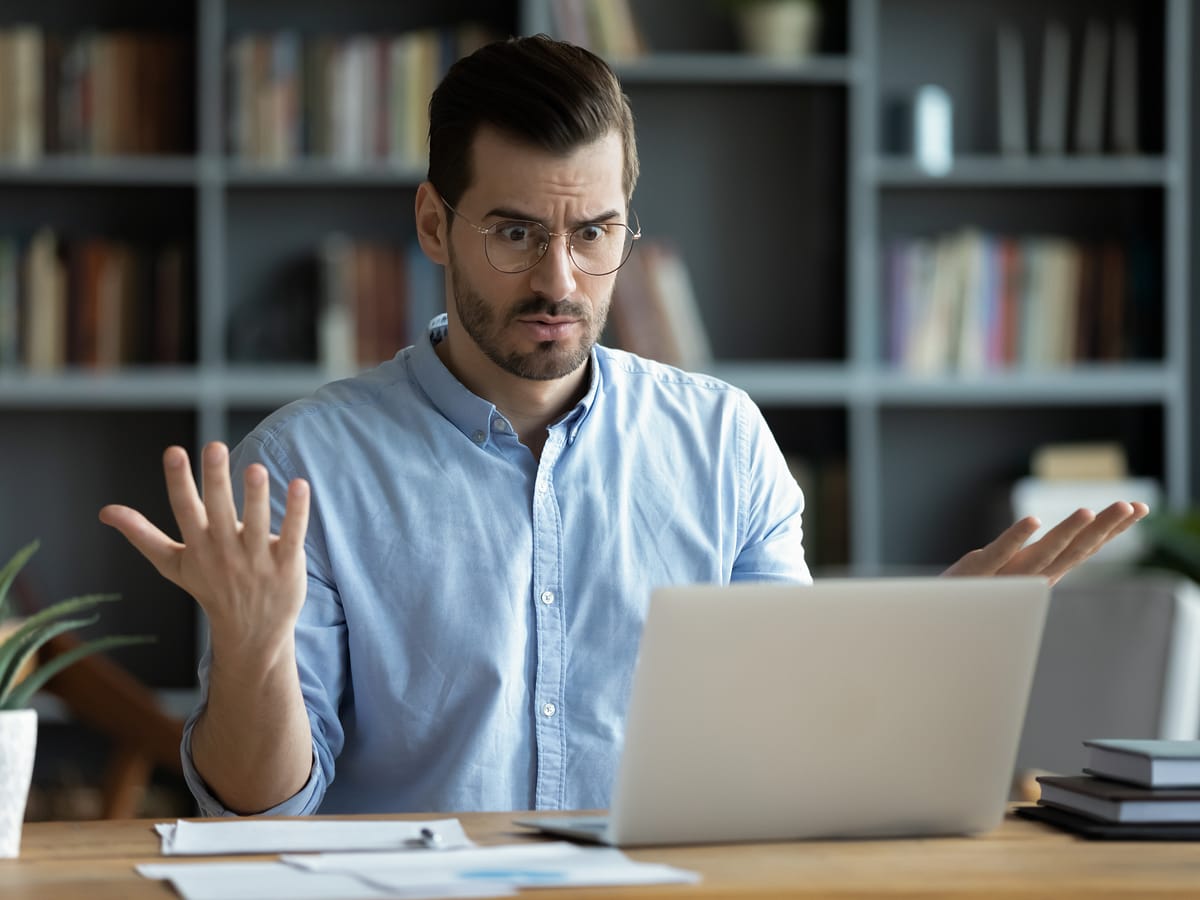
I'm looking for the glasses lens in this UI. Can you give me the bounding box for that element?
[484,221,549,273]
[570,224,636,276]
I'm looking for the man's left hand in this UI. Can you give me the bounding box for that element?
[943,501,1149,585]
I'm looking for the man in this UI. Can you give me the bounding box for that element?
[100,36,1146,817]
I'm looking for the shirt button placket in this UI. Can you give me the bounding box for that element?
[532,435,566,809]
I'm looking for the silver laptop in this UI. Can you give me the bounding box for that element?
[517,576,1049,846]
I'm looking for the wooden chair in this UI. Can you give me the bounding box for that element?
[34,630,186,819]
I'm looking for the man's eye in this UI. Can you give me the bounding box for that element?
[576,224,606,243]
[494,223,533,244]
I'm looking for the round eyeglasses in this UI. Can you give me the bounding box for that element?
[442,198,641,276]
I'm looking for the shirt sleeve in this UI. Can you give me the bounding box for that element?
[730,392,813,585]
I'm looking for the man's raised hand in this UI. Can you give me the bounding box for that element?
[99,442,310,654]
[943,501,1148,585]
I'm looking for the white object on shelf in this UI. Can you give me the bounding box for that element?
[913,85,953,176]
[1010,476,1162,564]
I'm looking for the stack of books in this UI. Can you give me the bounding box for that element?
[1019,739,1200,839]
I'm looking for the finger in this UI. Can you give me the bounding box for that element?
[162,445,206,543]
[948,516,1041,575]
[1102,502,1149,543]
[1039,502,1137,583]
[98,504,184,583]
[242,463,272,549]
[276,478,311,560]
[200,441,240,542]
[997,508,1095,576]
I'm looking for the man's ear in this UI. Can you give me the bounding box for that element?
[414,182,450,265]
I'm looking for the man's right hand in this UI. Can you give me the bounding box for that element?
[99,441,310,659]
[101,441,316,814]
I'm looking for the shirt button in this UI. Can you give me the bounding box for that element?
[542,703,557,717]
[493,419,508,433]
[472,430,486,444]
[540,590,555,605]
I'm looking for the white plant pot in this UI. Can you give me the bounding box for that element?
[736,0,822,59]
[0,709,37,858]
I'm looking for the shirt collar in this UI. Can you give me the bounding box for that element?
[408,314,600,449]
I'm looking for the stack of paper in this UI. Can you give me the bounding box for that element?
[139,819,699,900]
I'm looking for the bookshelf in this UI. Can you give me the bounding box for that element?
[0,0,1191,701]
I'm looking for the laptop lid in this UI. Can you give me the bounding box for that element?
[596,576,1049,846]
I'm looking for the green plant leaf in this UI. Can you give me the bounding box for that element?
[0,634,156,710]
[0,594,119,701]
[0,540,38,623]
[0,614,100,705]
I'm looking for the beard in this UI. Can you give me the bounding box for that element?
[449,253,610,381]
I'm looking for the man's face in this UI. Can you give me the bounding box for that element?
[445,126,627,381]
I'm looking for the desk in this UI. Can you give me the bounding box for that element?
[2,807,1198,899]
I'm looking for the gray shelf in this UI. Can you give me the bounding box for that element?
[872,366,1178,405]
[870,155,1176,187]
[0,156,200,186]
[223,160,427,188]
[613,53,857,85]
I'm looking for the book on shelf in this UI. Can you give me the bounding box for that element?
[548,0,645,60]
[1036,774,1200,824]
[1030,441,1128,481]
[1036,19,1070,156]
[1083,740,1200,789]
[995,24,1028,156]
[1073,18,1109,154]
[1110,18,1139,155]
[2,230,192,372]
[0,239,19,367]
[228,24,495,167]
[884,230,1150,373]
[608,239,712,373]
[317,235,442,377]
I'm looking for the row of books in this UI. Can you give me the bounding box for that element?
[884,230,1157,373]
[0,27,190,161]
[1028,739,1200,836]
[226,25,493,167]
[316,236,442,376]
[548,0,645,60]
[609,240,712,373]
[0,231,193,371]
[997,17,1140,157]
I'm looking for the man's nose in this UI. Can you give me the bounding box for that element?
[529,233,577,300]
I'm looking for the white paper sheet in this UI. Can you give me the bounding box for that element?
[284,841,701,891]
[136,861,513,900]
[155,817,473,855]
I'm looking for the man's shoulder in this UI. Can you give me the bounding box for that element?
[244,353,417,448]
[595,345,743,399]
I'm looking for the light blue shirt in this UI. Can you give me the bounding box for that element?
[182,315,810,815]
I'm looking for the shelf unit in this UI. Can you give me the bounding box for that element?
[0,0,1191,695]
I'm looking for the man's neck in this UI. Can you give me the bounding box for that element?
[434,336,589,460]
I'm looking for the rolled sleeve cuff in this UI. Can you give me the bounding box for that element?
[180,720,322,817]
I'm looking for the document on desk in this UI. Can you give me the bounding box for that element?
[155,817,473,855]
[137,860,511,900]
[138,842,698,899]
[285,841,701,890]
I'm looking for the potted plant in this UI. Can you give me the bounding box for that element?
[718,0,823,59]
[0,540,150,857]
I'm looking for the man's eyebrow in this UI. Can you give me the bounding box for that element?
[484,206,624,228]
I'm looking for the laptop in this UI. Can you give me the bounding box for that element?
[516,576,1049,846]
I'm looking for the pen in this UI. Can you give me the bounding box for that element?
[405,826,443,849]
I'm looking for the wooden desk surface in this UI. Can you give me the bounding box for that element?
[2,807,1199,899]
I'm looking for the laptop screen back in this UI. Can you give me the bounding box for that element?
[607,577,1049,845]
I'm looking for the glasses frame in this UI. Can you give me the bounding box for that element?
[440,197,641,276]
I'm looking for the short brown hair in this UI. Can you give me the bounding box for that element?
[428,35,639,207]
